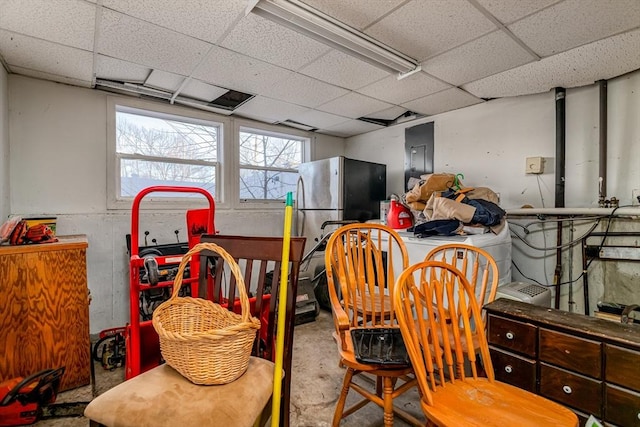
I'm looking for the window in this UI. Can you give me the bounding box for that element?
[239,128,304,201]
[114,106,220,200]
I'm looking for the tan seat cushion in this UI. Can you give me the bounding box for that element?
[85,357,275,427]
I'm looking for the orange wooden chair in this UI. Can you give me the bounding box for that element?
[325,223,422,427]
[424,244,499,368]
[424,243,499,312]
[394,261,578,427]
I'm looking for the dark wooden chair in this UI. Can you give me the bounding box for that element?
[198,234,306,427]
[84,235,305,427]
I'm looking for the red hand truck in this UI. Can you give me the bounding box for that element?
[125,186,215,380]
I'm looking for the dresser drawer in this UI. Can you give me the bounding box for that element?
[539,328,602,378]
[539,362,602,417]
[489,346,537,392]
[605,383,640,426]
[487,315,537,356]
[605,344,640,391]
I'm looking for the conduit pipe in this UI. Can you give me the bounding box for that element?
[554,87,566,309]
[507,207,640,216]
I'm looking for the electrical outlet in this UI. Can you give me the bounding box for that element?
[526,156,544,174]
[633,189,640,206]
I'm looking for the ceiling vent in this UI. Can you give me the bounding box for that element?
[278,119,318,132]
[357,111,423,127]
[210,90,254,110]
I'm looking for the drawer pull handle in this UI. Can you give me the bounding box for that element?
[506,332,515,340]
[504,365,513,374]
[562,385,572,394]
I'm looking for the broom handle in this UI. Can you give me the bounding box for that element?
[271,192,294,427]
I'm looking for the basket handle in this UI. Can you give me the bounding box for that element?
[171,242,252,323]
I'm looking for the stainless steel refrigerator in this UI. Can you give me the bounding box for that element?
[295,156,387,241]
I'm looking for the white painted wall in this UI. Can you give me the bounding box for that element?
[0,65,8,221]
[7,76,344,332]
[347,70,640,314]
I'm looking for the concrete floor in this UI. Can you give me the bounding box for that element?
[34,310,424,427]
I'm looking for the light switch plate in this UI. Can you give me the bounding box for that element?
[526,157,544,174]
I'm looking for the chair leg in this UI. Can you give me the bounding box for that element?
[382,376,394,427]
[332,368,355,427]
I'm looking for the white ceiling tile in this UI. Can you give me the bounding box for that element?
[9,66,93,88]
[508,0,640,57]
[365,0,497,62]
[234,96,310,123]
[144,70,184,92]
[299,50,390,90]
[402,88,484,116]
[97,9,211,75]
[297,0,405,30]
[0,30,94,82]
[357,71,451,105]
[95,55,151,83]
[220,13,329,71]
[317,92,393,119]
[181,80,228,102]
[260,73,349,108]
[192,45,293,95]
[287,109,350,129]
[366,106,408,121]
[0,0,95,50]
[474,0,561,25]
[102,0,246,44]
[319,119,384,138]
[422,30,535,86]
[463,29,640,98]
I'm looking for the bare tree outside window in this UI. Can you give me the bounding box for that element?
[239,129,303,201]
[115,108,219,198]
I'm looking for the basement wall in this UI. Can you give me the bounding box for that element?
[346,70,640,315]
[0,65,8,221]
[7,75,344,332]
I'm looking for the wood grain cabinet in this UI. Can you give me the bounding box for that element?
[485,299,640,426]
[0,236,90,391]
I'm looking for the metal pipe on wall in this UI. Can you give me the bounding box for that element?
[598,80,608,206]
[555,87,566,209]
[554,87,566,309]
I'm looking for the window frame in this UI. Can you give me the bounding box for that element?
[234,119,310,209]
[107,97,313,211]
[107,96,229,210]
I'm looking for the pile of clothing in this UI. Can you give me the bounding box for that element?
[404,173,506,237]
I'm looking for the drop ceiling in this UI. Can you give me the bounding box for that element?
[0,0,638,138]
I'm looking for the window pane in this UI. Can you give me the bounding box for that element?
[120,158,215,197]
[239,169,298,200]
[239,131,302,168]
[117,111,218,161]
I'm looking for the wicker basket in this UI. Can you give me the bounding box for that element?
[152,242,261,385]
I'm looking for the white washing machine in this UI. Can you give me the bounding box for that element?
[395,221,512,287]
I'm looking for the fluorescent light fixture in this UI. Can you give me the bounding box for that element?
[247,0,420,76]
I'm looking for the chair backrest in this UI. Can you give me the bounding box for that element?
[324,223,409,349]
[394,260,495,407]
[425,244,499,314]
[197,234,306,427]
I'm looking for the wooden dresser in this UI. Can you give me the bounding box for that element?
[485,298,640,426]
[0,235,90,391]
